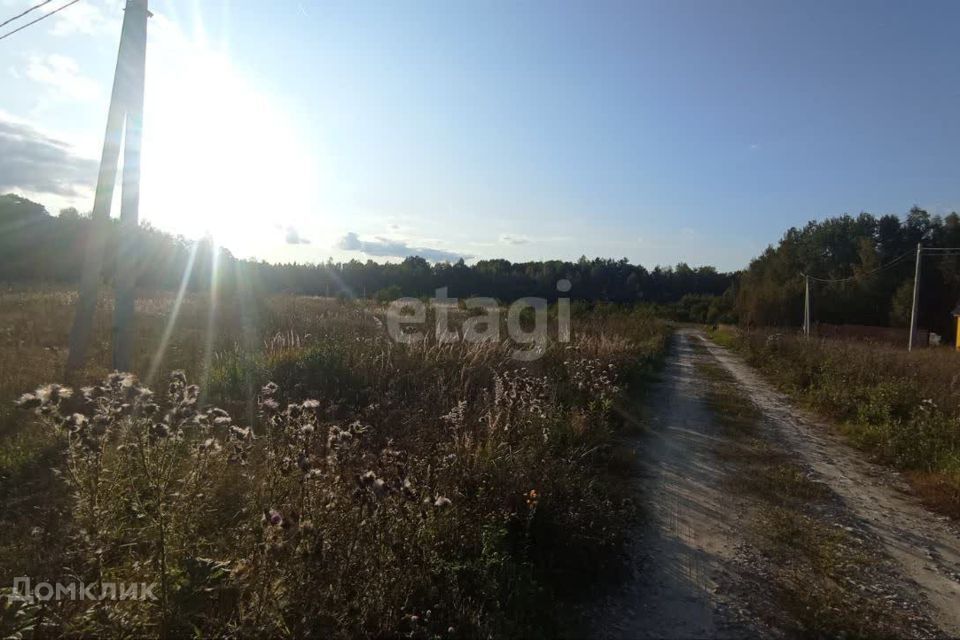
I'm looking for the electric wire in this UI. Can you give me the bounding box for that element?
[804,248,916,284]
[0,0,54,30]
[0,0,80,41]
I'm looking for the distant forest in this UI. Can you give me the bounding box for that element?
[4,194,959,339]
[0,193,731,305]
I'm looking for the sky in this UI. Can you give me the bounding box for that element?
[2,0,960,271]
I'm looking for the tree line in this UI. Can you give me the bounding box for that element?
[7,194,957,338]
[0,194,731,305]
[736,207,960,339]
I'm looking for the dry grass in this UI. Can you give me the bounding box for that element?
[704,325,738,349]
[697,356,926,638]
[0,286,667,638]
[726,330,960,519]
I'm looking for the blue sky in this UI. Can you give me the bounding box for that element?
[2,0,959,270]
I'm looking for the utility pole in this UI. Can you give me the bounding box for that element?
[908,242,922,352]
[113,0,148,372]
[66,0,150,377]
[803,274,811,337]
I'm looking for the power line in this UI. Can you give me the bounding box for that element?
[0,0,80,42]
[804,248,916,284]
[800,244,960,350]
[907,244,960,350]
[0,0,54,30]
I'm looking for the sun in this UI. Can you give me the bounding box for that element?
[138,15,318,258]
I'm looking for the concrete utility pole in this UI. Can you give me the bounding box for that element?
[113,0,148,372]
[803,274,811,337]
[908,243,922,352]
[66,0,149,377]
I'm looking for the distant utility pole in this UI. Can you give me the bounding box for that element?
[803,274,811,337]
[908,243,922,352]
[906,243,960,351]
[66,0,150,377]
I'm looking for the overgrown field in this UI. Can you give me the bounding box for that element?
[0,288,666,638]
[715,329,960,518]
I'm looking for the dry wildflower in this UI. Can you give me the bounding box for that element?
[14,393,41,410]
[36,384,72,404]
[401,478,416,500]
[150,423,172,439]
[302,399,320,410]
[348,420,369,435]
[434,496,452,509]
[229,425,252,440]
[359,470,377,487]
[65,413,87,432]
[262,381,279,396]
[328,425,354,449]
[441,400,468,428]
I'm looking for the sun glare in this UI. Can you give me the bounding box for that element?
[139,16,318,258]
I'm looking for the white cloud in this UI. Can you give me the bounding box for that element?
[285,226,310,245]
[44,0,121,37]
[499,234,530,245]
[337,232,470,263]
[25,54,102,103]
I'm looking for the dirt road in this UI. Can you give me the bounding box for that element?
[591,329,757,639]
[593,329,960,639]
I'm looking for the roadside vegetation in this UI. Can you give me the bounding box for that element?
[695,353,938,638]
[710,329,960,519]
[0,288,666,638]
